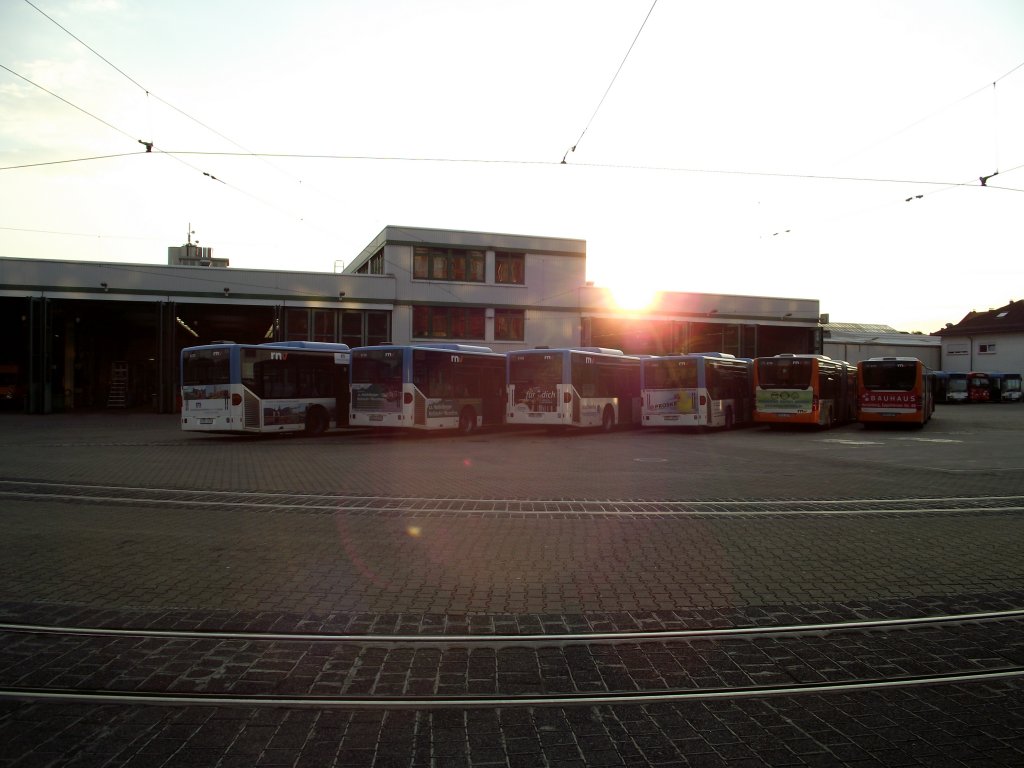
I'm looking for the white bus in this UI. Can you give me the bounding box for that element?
[349,344,506,434]
[641,353,753,429]
[180,341,350,435]
[506,347,642,430]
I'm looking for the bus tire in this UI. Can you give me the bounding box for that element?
[601,405,615,432]
[458,406,477,435]
[304,405,329,436]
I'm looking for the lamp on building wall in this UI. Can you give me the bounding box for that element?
[100,282,108,292]
[338,291,346,300]
[223,287,230,297]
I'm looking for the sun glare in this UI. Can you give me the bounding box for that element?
[609,281,660,312]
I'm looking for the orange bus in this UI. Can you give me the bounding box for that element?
[753,354,857,428]
[857,357,935,428]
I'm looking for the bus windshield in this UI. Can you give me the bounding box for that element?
[182,348,231,386]
[645,359,698,389]
[757,358,812,388]
[861,361,917,391]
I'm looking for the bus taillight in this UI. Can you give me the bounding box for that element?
[404,392,413,405]
[231,393,242,406]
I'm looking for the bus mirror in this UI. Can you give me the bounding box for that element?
[231,393,242,406]
[404,392,414,405]
[563,391,572,404]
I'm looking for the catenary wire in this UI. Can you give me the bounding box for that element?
[21,0,348,220]
[561,0,660,163]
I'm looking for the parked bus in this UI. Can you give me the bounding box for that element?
[944,372,969,403]
[967,371,991,402]
[181,341,350,435]
[857,357,934,427]
[753,354,857,428]
[988,372,1022,403]
[349,344,506,434]
[640,353,752,429]
[506,347,642,430]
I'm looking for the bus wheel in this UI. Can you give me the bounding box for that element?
[458,407,477,435]
[305,406,329,436]
[601,405,615,432]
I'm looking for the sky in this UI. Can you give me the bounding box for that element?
[1,0,1022,334]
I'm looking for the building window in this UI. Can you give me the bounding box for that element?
[494,309,525,341]
[495,251,525,284]
[341,310,391,347]
[413,306,485,340]
[413,246,485,282]
[356,248,385,275]
[979,343,996,354]
[312,310,335,342]
[285,308,310,341]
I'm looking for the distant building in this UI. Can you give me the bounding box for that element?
[2,225,821,414]
[935,300,1024,373]
[822,323,940,368]
[167,243,228,268]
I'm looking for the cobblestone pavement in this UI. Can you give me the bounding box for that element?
[0,404,1023,766]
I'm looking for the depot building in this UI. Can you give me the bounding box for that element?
[0,225,823,414]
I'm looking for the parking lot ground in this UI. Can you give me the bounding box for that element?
[0,404,1022,766]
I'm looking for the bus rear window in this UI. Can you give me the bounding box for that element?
[645,360,698,389]
[861,362,916,391]
[509,355,562,389]
[352,350,403,386]
[757,359,812,388]
[182,349,230,386]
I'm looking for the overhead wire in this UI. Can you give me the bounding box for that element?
[21,0,346,231]
[763,59,1024,241]
[0,63,138,143]
[8,1,1023,275]
[22,0,256,159]
[832,58,1024,168]
[0,152,146,171]
[561,0,659,164]
[0,58,323,231]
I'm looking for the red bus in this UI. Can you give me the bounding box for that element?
[857,357,934,428]
[968,371,991,402]
[753,354,857,428]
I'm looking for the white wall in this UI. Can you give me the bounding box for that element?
[942,334,1024,373]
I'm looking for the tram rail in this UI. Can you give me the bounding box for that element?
[2,607,1024,645]
[3,479,1024,517]
[2,611,1022,709]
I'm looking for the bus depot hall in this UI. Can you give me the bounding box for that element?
[0,226,823,415]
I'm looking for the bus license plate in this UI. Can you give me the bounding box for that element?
[200,418,214,425]
[663,415,679,421]
[528,413,543,418]
[370,414,384,421]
